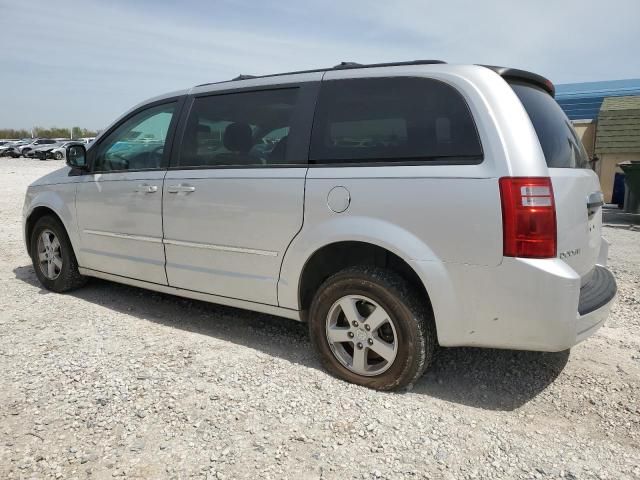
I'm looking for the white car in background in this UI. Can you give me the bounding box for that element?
[15,139,57,157]
[0,140,28,157]
[27,142,65,159]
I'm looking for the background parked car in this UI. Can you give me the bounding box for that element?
[1,138,95,158]
[30,142,67,160]
[26,143,60,159]
[0,140,28,157]
[14,139,57,157]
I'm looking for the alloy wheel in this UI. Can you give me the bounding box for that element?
[325,295,398,376]
[37,229,63,280]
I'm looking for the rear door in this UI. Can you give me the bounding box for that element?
[511,83,603,281]
[162,79,319,305]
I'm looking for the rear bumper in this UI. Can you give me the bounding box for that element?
[578,265,617,316]
[575,265,617,343]
[412,245,617,352]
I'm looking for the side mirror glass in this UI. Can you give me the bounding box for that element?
[66,144,87,169]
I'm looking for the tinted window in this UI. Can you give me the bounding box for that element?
[93,103,176,172]
[178,88,299,168]
[310,77,482,164]
[510,83,588,169]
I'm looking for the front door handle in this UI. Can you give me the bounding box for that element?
[167,184,196,194]
[135,184,158,193]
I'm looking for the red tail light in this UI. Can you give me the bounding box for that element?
[499,177,557,258]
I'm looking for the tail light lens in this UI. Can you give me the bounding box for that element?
[499,177,557,258]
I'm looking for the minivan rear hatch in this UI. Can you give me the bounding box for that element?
[510,81,603,284]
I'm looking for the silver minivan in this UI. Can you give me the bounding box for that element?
[23,61,617,390]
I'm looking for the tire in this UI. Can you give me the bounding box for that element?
[54,152,63,160]
[30,215,87,292]
[308,266,436,391]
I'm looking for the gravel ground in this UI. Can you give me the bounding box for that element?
[1,158,639,480]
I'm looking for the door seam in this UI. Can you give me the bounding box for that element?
[161,168,169,285]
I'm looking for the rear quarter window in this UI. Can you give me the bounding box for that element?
[309,77,483,165]
[510,82,589,169]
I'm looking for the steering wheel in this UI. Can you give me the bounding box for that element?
[106,152,130,169]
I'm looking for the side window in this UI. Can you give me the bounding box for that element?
[309,77,483,164]
[178,88,298,168]
[93,102,176,172]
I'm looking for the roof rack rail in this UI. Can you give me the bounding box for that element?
[332,59,446,71]
[195,60,448,87]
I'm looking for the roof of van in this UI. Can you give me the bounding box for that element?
[194,60,555,97]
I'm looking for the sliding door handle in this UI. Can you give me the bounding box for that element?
[167,184,196,194]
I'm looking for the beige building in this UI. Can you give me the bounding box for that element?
[572,119,596,159]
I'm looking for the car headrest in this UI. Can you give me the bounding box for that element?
[223,122,252,153]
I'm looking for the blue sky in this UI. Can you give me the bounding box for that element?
[1,0,639,130]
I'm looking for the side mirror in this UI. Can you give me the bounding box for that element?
[66,144,87,170]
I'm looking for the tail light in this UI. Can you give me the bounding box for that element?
[499,177,557,258]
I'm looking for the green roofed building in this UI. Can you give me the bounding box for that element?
[594,96,640,202]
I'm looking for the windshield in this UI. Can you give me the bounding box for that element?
[510,82,589,169]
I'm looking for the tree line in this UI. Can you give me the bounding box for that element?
[0,126,98,139]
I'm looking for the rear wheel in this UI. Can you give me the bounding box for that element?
[308,266,436,391]
[54,151,63,160]
[30,215,87,292]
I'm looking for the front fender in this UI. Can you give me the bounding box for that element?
[23,185,79,259]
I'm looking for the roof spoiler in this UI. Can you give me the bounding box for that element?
[480,65,555,97]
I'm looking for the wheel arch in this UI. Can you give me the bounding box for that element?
[25,206,65,256]
[24,192,79,260]
[278,217,461,341]
[279,216,442,308]
[295,241,433,318]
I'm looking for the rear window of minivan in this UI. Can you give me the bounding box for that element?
[310,77,483,165]
[510,82,589,169]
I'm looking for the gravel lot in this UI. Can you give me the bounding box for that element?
[1,158,639,480]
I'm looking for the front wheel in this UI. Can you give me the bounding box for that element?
[308,266,436,391]
[30,215,87,292]
[54,152,63,160]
